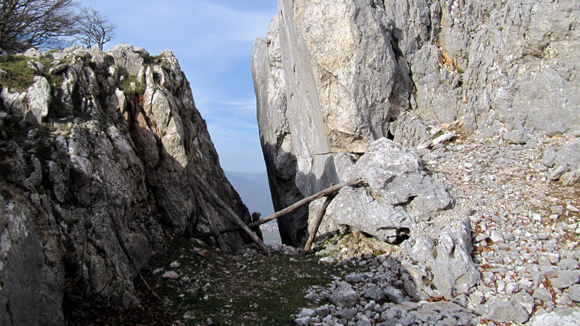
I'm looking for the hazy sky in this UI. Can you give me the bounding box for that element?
[82,0,278,174]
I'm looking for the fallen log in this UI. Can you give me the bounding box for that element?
[303,193,336,252]
[189,168,271,255]
[248,178,363,228]
[110,214,164,305]
[190,176,230,253]
[195,178,364,238]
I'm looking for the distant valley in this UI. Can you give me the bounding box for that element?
[225,171,280,244]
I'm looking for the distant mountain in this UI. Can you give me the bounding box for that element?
[227,171,270,187]
[225,171,275,217]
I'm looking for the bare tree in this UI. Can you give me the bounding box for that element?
[75,6,115,50]
[0,0,79,53]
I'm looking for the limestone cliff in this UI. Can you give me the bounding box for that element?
[253,0,580,245]
[0,44,249,325]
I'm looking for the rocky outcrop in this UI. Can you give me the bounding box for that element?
[0,44,249,325]
[542,138,580,185]
[253,0,412,246]
[401,218,481,300]
[308,138,479,300]
[309,138,452,243]
[253,0,580,244]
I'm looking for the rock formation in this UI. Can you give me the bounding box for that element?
[253,0,580,305]
[309,138,452,243]
[253,0,580,245]
[0,43,249,325]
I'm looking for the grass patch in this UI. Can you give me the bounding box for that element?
[147,237,359,326]
[0,54,71,121]
[142,54,163,65]
[117,74,145,96]
[0,55,68,92]
[0,56,38,92]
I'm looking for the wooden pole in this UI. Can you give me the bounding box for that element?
[189,168,271,255]
[110,214,164,305]
[247,178,363,228]
[195,178,364,238]
[304,193,335,252]
[190,178,230,253]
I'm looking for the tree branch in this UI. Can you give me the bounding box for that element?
[188,166,271,255]
[194,178,364,240]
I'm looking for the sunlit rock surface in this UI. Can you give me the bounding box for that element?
[253,0,580,245]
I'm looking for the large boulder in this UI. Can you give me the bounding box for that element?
[306,138,477,300]
[310,138,452,242]
[401,219,481,300]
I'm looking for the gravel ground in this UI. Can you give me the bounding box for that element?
[149,130,580,326]
[293,130,580,326]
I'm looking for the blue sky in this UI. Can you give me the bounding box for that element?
[82,0,278,174]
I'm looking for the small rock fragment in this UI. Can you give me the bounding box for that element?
[183,311,195,320]
[294,317,310,326]
[505,283,520,295]
[162,271,179,279]
[550,271,580,289]
[549,164,569,181]
[558,259,580,270]
[569,284,580,302]
[547,253,561,264]
[485,300,530,324]
[533,288,553,302]
[330,282,359,308]
[490,230,504,243]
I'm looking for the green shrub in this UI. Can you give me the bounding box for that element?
[117,74,145,96]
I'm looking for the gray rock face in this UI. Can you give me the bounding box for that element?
[25,76,51,124]
[253,16,308,246]
[0,45,249,325]
[408,0,580,135]
[402,219,480,300]
[253,0,412,245]
[253,0,580,242]
[1,76,50,125]
[0,195,63,326]
[389,111,431,148]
